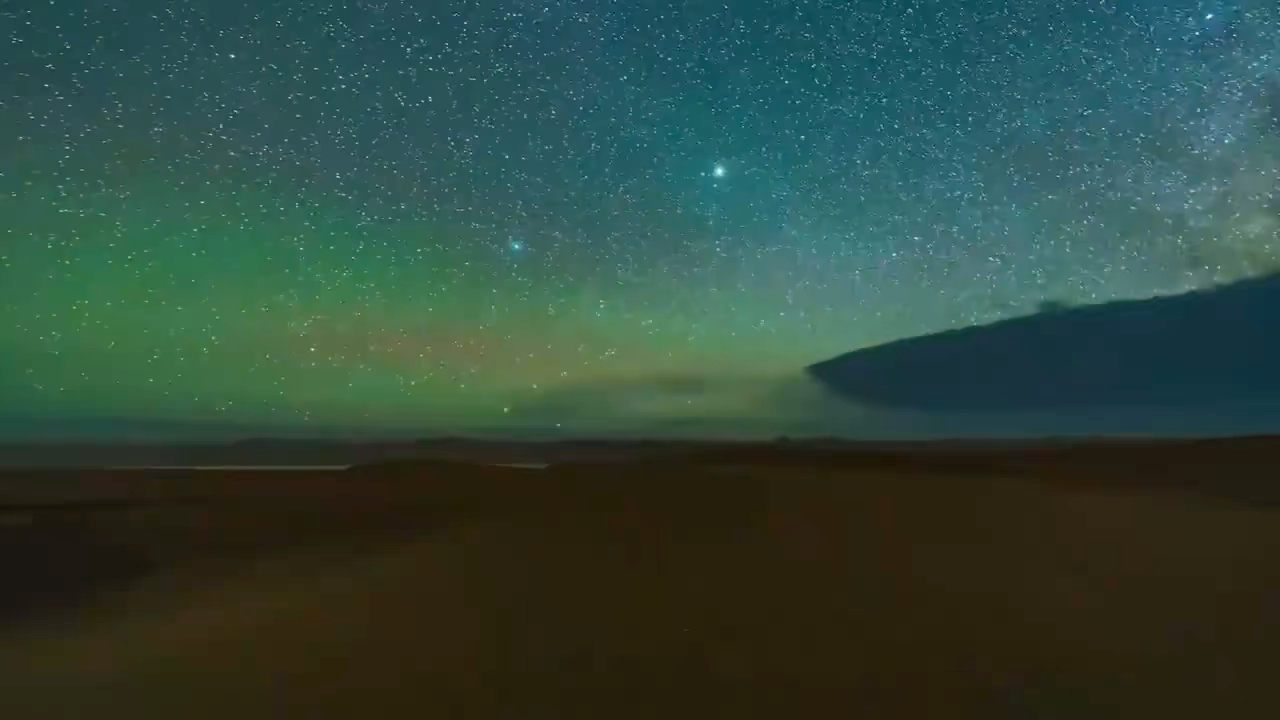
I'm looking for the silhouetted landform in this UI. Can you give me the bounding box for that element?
[338,434,1280,507]
[6,434,1280,717]
[685,434,1280,505]
[13,434,1277,626]
[0,470,451,625]
[0,438,469,468]
[7,427,1280,475]
[0,501,155,624]
[0,436,1013,468]
[0,498,214,623]
[807,273,1280,418]
[0,434,1132,468]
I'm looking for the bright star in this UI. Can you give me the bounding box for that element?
[712,164,726,178]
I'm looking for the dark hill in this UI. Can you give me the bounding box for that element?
[807,273,1280,422]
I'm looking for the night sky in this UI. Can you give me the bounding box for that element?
[3,0,1279,437]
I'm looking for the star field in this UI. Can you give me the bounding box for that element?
[2,0,1279,434]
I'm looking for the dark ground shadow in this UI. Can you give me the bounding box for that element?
[644,435,1280,508]
[0,473,449,628]
[0,501,158,625]
[807,272,1280,425]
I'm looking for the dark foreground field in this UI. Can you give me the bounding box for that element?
[2,438,1280,718]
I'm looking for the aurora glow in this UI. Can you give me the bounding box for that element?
[2,0,1279,437]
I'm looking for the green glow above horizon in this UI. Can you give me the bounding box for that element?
[3,0,1279,436]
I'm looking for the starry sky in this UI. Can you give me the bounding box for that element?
[2,0,1279,438]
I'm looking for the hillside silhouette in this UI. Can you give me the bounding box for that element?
[806,273,1280,421]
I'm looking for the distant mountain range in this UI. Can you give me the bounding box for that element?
[0,435,951,468]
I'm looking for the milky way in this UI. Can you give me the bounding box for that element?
[2,0,1279,435]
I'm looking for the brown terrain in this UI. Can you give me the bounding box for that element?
[2,436,1279,718]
